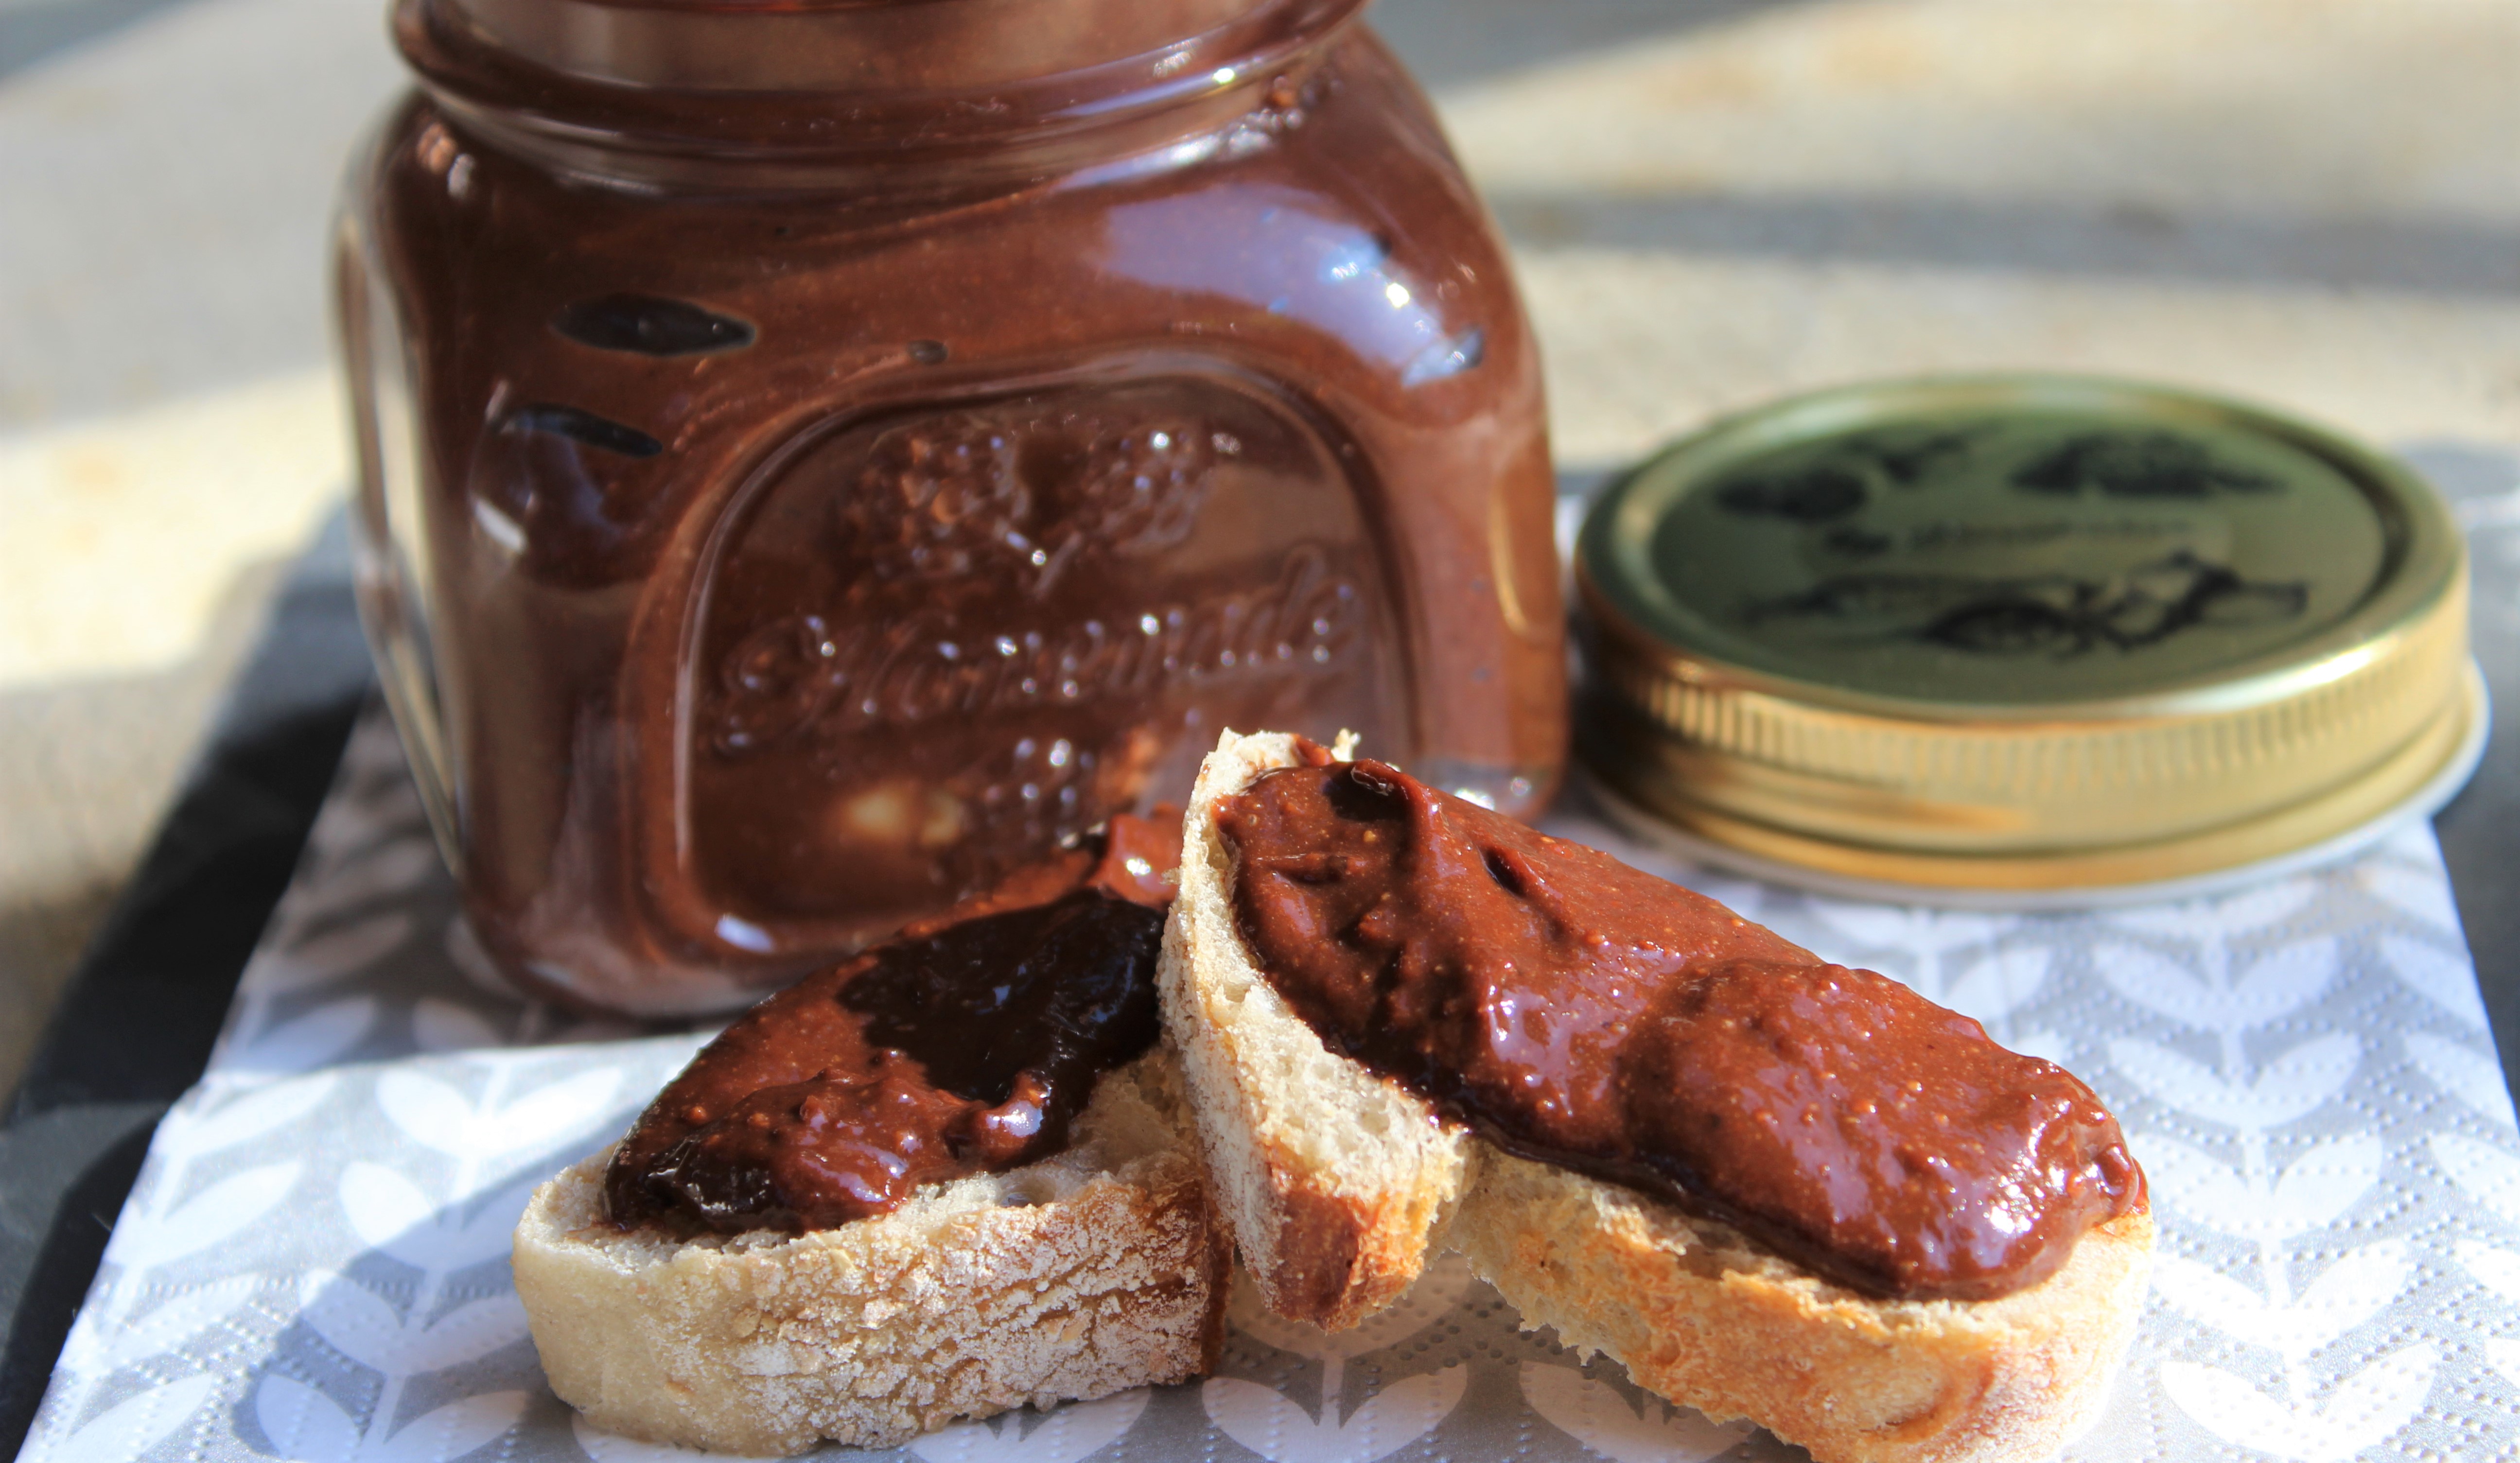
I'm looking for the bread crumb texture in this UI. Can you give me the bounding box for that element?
[512,1051,1227,1455]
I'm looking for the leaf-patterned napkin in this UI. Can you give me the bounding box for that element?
[17,708,2520,1462]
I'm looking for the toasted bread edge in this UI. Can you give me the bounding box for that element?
[1457,1148,2153,1463]
[512,1049,1227,1455]
[1157,729,1473,1332]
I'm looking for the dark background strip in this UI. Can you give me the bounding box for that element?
[0,522,369,1454]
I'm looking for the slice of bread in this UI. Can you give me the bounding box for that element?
[1158,730,2154,1463]
[1456,1152,2151,1463]
[513,1049,1227,1456]
[1160,729,1474,1332]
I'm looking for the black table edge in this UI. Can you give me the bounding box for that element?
[0,514,369,1455]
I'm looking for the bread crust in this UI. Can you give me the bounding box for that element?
[1456,1150,2152,1463]
[514,1050,1228,1455]
[1157,729,2154,1463]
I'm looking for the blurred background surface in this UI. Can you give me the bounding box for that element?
[2,0,2515,1100]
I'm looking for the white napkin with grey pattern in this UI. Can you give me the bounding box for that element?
[17,708,2520,1463]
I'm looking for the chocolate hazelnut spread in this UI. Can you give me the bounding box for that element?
[606,814,1179,1234]
[1216,756,2145,1301]
[337,0,1567,1017]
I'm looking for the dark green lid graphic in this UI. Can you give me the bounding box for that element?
[1586,378,2434,707]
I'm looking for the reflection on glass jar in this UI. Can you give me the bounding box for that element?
[337,0,1567,1014]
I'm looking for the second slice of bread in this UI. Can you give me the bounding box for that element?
[1159,730,1474,1332]
[513,1049,1227,1456]
[1157,730,2154,1463]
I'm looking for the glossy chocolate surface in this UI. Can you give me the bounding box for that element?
[339,0,1565,1015]
[1218,757,2144,1301]
[606,815,1177,1234]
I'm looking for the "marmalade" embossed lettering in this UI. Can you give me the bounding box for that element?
[708,544,1361,755]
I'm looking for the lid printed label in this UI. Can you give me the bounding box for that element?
[1653,409,2379,700]
[1746,549,2309,658]
[2011,430,2282,499]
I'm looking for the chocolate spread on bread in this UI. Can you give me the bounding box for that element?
[605,815,1179,1234]
[1216,753,2144,1301]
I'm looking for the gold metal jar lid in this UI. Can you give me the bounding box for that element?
[1575,374,2482,900]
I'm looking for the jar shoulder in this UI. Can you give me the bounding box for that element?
[349,32,1523,401]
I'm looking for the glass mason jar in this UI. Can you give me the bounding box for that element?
[336,0,1567,1015]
